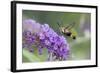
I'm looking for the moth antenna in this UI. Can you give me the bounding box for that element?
[57,22,61,27]
[57,21,63,35]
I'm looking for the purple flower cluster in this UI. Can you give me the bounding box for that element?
[23,19,70,61]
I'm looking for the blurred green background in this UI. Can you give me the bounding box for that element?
[22,10,91,62]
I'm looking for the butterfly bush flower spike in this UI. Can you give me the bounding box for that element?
[23,19,70,61]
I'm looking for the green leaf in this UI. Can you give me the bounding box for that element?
[23,49,41,62]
